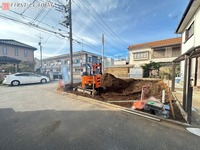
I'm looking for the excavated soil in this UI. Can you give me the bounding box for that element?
[66,73,184,122]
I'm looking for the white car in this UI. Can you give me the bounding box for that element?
[3,72,50,86]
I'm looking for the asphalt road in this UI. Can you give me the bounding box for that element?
[0,82,199,150]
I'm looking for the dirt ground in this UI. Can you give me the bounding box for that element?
[66,73,185,122]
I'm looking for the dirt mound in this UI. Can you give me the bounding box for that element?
[100,73,172,102]
[69,73,183,122]
[101,73,129,92]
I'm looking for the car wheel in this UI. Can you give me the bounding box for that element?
[41,79,47,83]
[11,80,20,86]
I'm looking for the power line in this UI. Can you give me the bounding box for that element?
[84,0,129,46]
[20,0,37,15]
[73,34,116,56]
[76,0,128,47]
[37,9,52,26]
[0,13,68,39]
[73,16,101,39]
[0,5,68,33]
[31,9,45,25]
[72,0,126,53]
[73,34,100,49]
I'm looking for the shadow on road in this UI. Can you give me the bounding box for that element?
[0,108,199,150]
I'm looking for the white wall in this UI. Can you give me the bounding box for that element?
[194,6,200,47]
[181,17,194,52]
[180,7,200,80]
[114,60,126,65]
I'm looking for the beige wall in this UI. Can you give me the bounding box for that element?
[129,46,181,67]
[129,47,152,67]
[0,44,34,62]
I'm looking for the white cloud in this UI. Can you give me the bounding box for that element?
[88,0,120,14]
[168,13,172,18]
[0,0,131,59]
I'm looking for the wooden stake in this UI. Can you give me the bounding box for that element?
[169,87,175,119]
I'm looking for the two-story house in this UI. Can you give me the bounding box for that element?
[0,39,37,63]
[175,0,200,84]
[0,39,37,73]
[128,37,182,67]
[172,0,200,123]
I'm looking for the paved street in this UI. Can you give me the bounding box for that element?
[0,82,199,150]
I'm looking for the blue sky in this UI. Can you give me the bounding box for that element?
[0,0,189,59]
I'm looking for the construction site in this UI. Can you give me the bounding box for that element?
[65,72,184,122]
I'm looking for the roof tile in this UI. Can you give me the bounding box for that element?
[128,37,182,50]
[0,39,37,50]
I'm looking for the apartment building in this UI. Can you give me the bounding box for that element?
[42,50,104,78]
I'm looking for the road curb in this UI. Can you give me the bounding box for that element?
[55,90,191,127]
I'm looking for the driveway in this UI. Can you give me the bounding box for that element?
[0,82,199,150]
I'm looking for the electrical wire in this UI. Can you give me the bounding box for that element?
[77,0,128,47]
[0,2,126,59]
[0,13,67,39]
[37,9,52,26]
[72,0,127,54]
[0,5,67,33]
[20,0,37,15]
[84,0,129,46]
[31,9,45,25]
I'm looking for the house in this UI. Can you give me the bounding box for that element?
[175,0,200,84]
[0,39,37,73]
[104,57,114,67]
[0,39,37,63]
[172,0,200,123]
[128,37,182,67]
[42,50,103,79]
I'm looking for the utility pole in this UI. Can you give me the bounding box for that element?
[36,33,43,74]
[68,0,73,87]
[102,33,104,74]
[60,0,73,87]
[81,39,83,51]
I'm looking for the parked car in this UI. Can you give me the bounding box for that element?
[2,72,50,86]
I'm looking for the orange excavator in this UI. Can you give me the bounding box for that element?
[74,63,104,95]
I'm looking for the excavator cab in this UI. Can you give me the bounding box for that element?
[81,63,102,89]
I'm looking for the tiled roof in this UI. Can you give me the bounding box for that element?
[128,37,182,50]
[0,39,37,50]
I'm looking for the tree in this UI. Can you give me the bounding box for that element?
[141,61,161,78]
[18,61,35,72]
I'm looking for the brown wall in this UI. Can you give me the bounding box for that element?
[0,44,34,62]
[105,67,129,77]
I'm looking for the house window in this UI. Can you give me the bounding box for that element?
[153,49,165,58]
[3,47,7,55]
[172,47,181,57]
[74,59,80,64]
[185,22,194,42]
[24,50,28,57]
[14,48,18,56]
[133,52,148,60]
[87,57,92,62]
